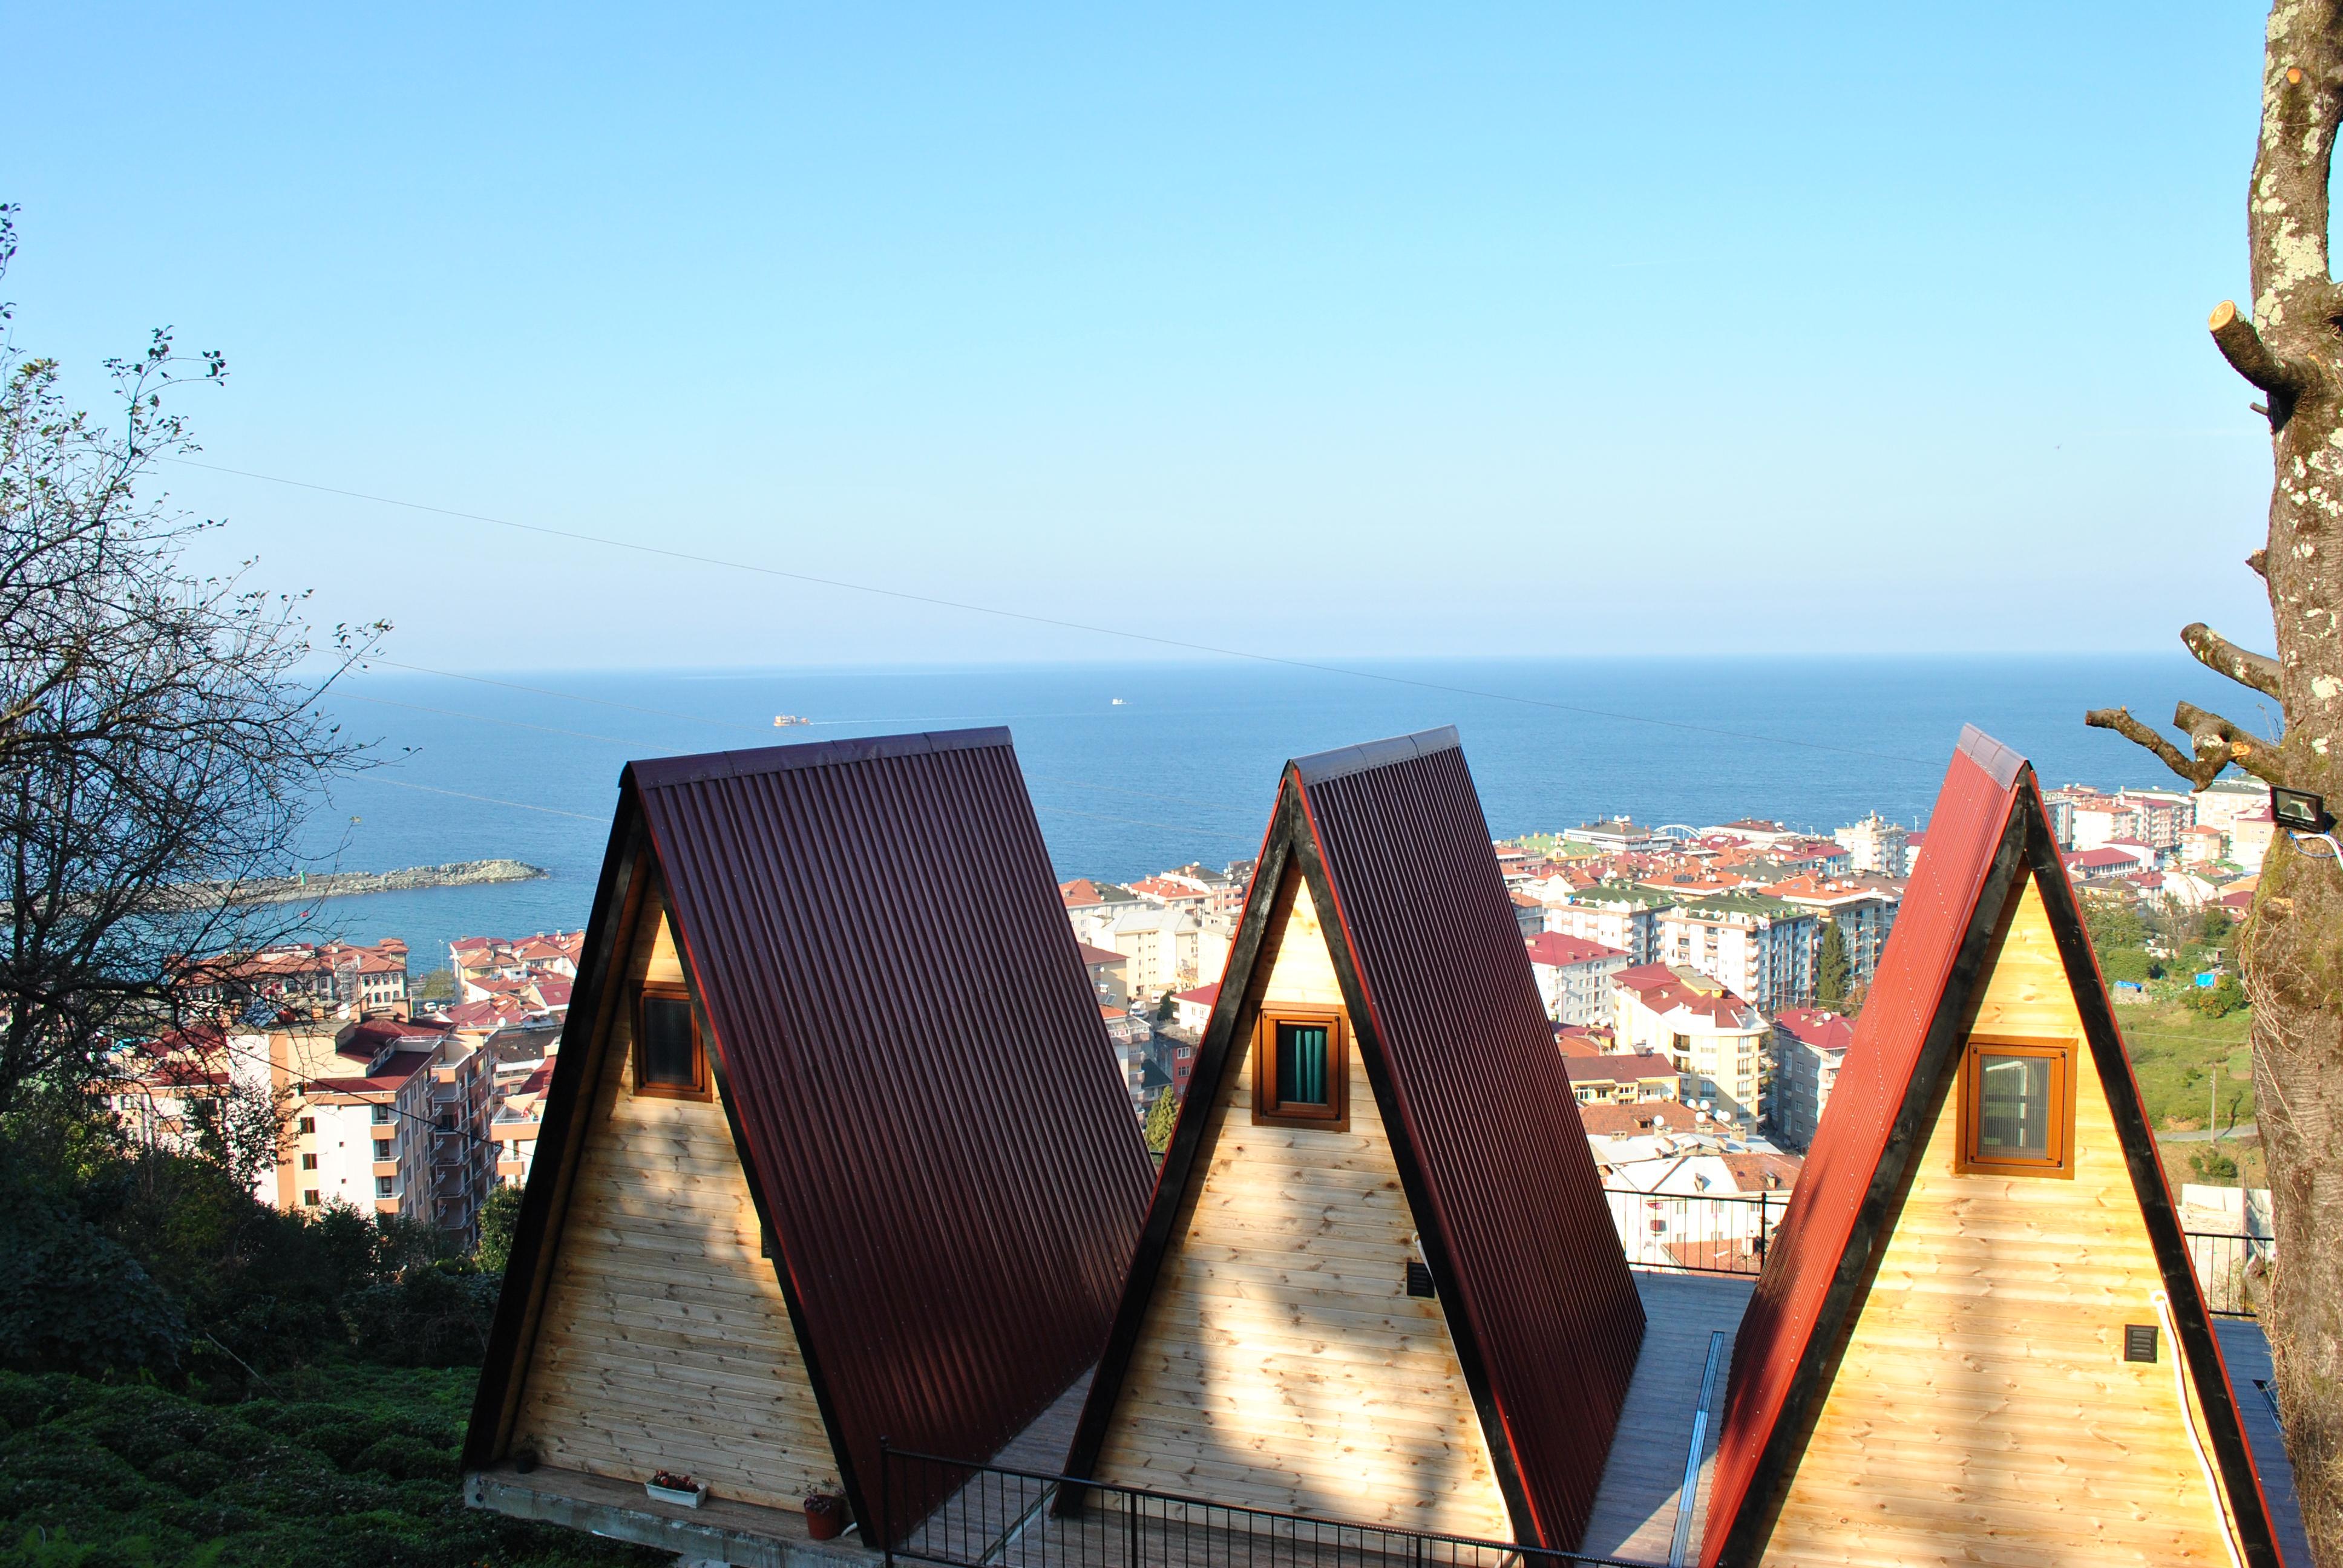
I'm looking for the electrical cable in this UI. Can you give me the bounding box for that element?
[168,454,1935,765]
[2151,1287,2247,1568]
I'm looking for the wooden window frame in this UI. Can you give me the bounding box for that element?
[634,982,713,1102]
[1252,1004,1349,1131]
[1956,1034,2076,1179]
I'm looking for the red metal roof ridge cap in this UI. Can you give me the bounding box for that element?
[626,726,1015,791]
[1955,723,2026,790]
[1289,725,1461,785]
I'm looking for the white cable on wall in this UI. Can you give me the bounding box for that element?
[2153,1287,2245,1568]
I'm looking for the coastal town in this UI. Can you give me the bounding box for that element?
[107,773,2275,1279]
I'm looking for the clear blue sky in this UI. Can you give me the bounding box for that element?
[5,3,2285,668]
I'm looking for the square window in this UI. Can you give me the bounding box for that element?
[300,1152,318,1171]
[1252,1006,1348,1130]
[298,1117,315,1135]
[374,1140,393,1160]
[372,1105,392,1124]
[1957,1036,2076,1178]
[302,1189,320,1207]
[634,985,711,1100]
[375,1176,394,1197]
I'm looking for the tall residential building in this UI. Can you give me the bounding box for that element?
[1072,902,1202,995]
[1656,893,1818,1012]
[1611,964,1769,1131]
[1541,881,1679,965]
[1524,932,1630,1027]
[1833,812,1910,877]
[1769,1006,1856,1151]
[1759,874,1903,988]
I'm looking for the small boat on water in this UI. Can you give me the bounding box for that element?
[773,714,811,727]
[1110,697,1126,706]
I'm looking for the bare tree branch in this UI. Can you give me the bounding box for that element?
[2209,299,2314,397]
[2176,701,2290,787]
[2084,705,2228,789]
[2181,621,2284,698]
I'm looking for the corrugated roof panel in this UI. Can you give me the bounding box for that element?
[634,730,1154,1537]
[1698,730,2024,1565]
[1297,733,1647,1550]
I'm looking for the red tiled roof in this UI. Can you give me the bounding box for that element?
[1562,1052,1677,1083]
[1769,1007,1856,1051]
[1074,942,1127,967]
[1172,981,1219,1005]
[1524,932,1628,967]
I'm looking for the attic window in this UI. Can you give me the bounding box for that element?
[1956,1036,2074,1178]
[1253,1006,1348,1131]
[635,984,711,1101]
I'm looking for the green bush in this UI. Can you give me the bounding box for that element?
[2193,974,2246,1018]
[0,1201,185,1379]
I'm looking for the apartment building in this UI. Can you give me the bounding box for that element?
[1523,931,1629,1025]
[1760,874,1902,987]
[1833,812,1910,876]
[1611,963,1769,1131]
[1541,881,1677,964]
[1656,892,1817,1012]
[1073,902,1202,995]
[1562,1051,1679,1106]
[1076,942,1132,1011]
[179,938,410,1016]
[490,1058,553,1187]
[449,931,582,1004]
[1768,1005,1856,1151]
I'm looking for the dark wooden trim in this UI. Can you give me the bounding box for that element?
[1057,786,1301,1509]
[1953,1033,2077,1179]
[1290,772,1542,1547]
[1716,799,2031,1568]
[462,781,649,1470]
[1250,1001,1349,1131]
[2019,789,2285,1568]
[630,981,713,1101]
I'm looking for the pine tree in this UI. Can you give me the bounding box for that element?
[1142,1085,1179,1155]
[1816,921,1852,1009]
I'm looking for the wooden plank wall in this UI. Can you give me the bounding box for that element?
[1090,875,1512,1537]
[510,889,837,1508]
[1764,875,2235,1566]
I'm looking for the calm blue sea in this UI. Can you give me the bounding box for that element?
[297,655,2261,976]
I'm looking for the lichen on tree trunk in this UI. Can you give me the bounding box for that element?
[2085,4,2343,1561]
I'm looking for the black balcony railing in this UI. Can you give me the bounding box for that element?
[878,1444,1650,1568]
[2184,1230,2270,1318]
[1604,1188,1776,1276]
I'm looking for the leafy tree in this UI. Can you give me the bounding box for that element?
[0,206,382,1116]
[474,1180,525,1274]
[2081,6,2343,1543]
[2193,973,2247,1019]
[2099,946,2153,985]
[1142,1086,1178,1155]
[1815,923,1852,1008]
[1155,990,1177,1023]
[411,967,457,1002]
[2189,1147,2241,1183]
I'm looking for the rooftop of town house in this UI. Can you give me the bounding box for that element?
[1552,880,1684,910]
[1058,877,1138,908]
[1564,1051,1679,1085]
[1662,891,1808,923]
[1524,932,1628,967]
[1769,1007,1856,1052]
[1170,981,1217,1006]
[1613,965,1759,1027]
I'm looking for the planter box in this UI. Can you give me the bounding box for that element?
[646,1480,708,1508]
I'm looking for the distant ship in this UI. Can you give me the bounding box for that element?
[773,714,811,727]
[1111,698,1126,706]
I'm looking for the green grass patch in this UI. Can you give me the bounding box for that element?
[2117,1001,2256,1131]
[0,1364,663,1568]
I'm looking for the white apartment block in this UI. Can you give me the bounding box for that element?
[1541,883,1677,965]
[1611,964,1769,1132]
[1657,894,1817,1013]
[1073,903,1202,995]
[1832,812,1910,877]
[1760,875,1902,987]
[1769,1007,1855,1152]
[1524,932,1630,1027]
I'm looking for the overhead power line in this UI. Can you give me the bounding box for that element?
[168,455,1932,766]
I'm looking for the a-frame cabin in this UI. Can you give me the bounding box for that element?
[1062,728,1646,1550]
[464,728,1153,1544]
[1700,727,2286,1568]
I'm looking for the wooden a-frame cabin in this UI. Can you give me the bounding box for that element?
[1062,727,1647,1551]
[462,728,1153,1549]
[1700,726,2288,1568]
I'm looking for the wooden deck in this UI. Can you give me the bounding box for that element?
[1578,1271,1755,1567]
[2215,1316,2310,1568]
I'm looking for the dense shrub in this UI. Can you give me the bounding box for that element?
[344,1266,500,1370]
[0,1200,184,1379]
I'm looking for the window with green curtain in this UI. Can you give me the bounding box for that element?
[1277,1021,1331,1106]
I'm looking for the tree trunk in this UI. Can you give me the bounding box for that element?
[2085,5,2343,1561]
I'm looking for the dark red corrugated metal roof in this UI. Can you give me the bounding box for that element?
[600,729,1149,1534]
[1293,730,1647,1550]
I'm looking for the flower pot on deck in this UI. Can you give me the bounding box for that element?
[647,1470,707,1508]
[805,1492,849,1540]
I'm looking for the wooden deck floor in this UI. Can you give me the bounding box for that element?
[1577,1271,1755,1567]
[2215,1316,2310,1568]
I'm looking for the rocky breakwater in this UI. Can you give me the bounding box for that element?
[205,858,549,907]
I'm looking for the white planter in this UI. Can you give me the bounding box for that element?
[647,1480,709,1508]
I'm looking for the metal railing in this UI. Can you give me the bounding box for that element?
[879,1444,1650,1568]
[2184,1230,2270,1318]
[1604,1189,1775,1277]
